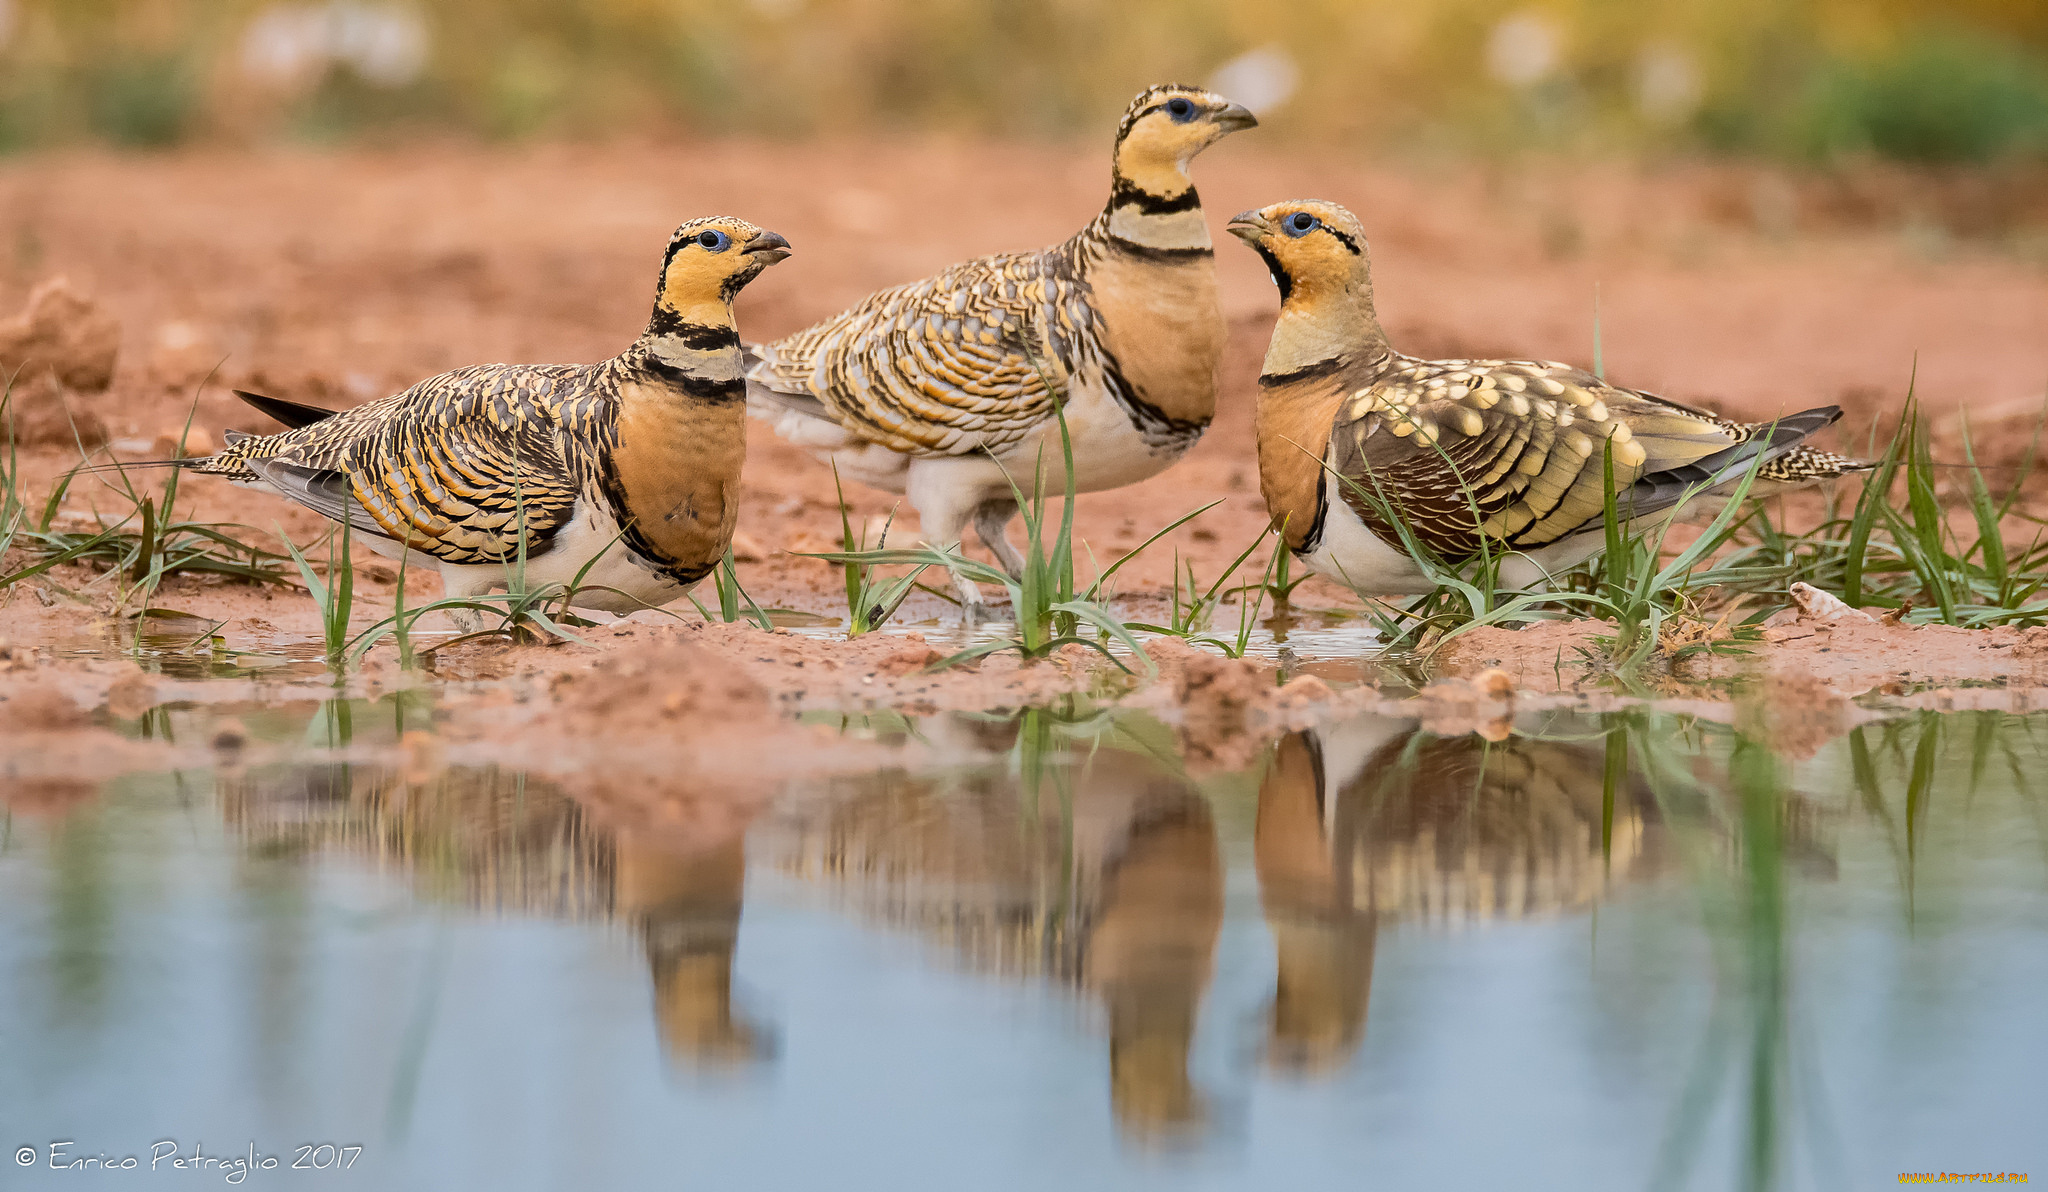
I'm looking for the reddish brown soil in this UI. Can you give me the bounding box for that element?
[5,139,2048,823]
[1434,615,2048,695]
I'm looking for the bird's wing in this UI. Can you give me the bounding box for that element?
[745,251,1076,458]
[1328,358,1834,557]
[225,364,604,566]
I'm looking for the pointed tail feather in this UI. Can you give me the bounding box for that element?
[1621,405,1865,517]
[234,389,339,429]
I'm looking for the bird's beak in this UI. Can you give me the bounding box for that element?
[744,231,793,264]
[1226,209,1269,245]
[1211,102,1259,133]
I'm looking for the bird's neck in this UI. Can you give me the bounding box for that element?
[634,305,745,402]
[1254,279,1393,554]
[1261,280,1391,383]
[1091,153,1211,258]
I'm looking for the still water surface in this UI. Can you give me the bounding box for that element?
[2,699,2044,1189]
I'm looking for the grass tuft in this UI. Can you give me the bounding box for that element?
[814,373,1195,673]
[810,463,928,637]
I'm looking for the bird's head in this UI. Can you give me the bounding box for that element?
[1112,83,1257,194]
[1226,200,1370,305]
[656,216,792,326]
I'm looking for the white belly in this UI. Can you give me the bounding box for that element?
[430,498,698,614]
[1302,495,1435,596]
[995,370,1191,494]
[1302,495,1614,596]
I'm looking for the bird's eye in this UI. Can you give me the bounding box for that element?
[1284,212,1321,237]
[697,229,730,252]
[1165,97,1197,123]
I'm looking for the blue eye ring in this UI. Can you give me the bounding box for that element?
[697,229,731,252]
[1165,96,1197,123]
[1283,212,1321,237]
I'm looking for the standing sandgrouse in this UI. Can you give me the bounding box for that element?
[190,217,791,626]
[1227,200,1865,594]
[745,84,1256,609]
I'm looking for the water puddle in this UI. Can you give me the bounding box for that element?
[787,606,1395,678]
[3,698,2043,1188]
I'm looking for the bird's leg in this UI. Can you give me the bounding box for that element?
[909,460,1022,623]
[911,494,997,620]
[437,565,499,636]
[972,498,1025,579]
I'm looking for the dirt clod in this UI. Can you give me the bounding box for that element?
[151,426,216,458]
[4,372,110,449]
[1414,677,1516,738]
[877,644,943,676]
[1152,642,1276,771]
[1273,673,1334,710]
[0,277,122,393]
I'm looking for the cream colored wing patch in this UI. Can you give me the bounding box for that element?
[1329,358,1738,556]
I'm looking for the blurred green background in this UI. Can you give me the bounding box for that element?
[2,0,2047,161]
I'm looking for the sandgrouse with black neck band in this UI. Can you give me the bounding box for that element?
[193,217,791,630]
[745,84,1257,611]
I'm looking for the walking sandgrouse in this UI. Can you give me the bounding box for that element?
[745,84,1257,610]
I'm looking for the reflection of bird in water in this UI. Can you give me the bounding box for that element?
[1256,716,1664,1076]
[1087,795,1222,1140]
[614,836,773,1070]
[1256,728,1376,1077]
[219,756,772,1071]
[772,738,1222,1143]
[218,761,616,917]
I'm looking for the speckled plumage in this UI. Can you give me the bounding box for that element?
[194,216,791,618]
[202,362,618,565]
[747,84,1256,605]
[1231,200,1866,592]
[749,235,1204,460]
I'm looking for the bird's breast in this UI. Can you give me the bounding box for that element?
[1085,252,1223,428]
[605,380,747,574]
[1255,378,1348,553]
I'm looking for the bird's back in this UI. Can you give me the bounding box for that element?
[747,243,1078,459]
[201,361,604,481]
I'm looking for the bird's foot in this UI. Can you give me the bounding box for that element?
[960,599,1005,627]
